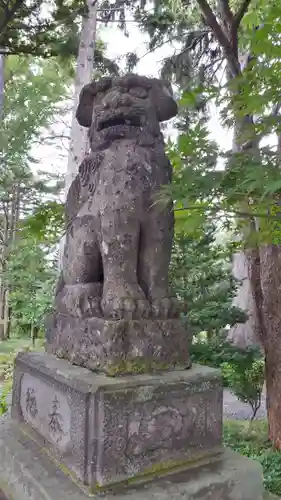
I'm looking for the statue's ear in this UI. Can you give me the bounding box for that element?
[76,83,95,128]
[76,77,113,128]
[150,80,178,122]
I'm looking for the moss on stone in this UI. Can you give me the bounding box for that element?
[90,449,222,493]
[19,424,94,496]
[106,358,176,376]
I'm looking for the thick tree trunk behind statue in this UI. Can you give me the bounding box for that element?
[248,129,281,448]
[247,242,281,449]
[231,88,281,449]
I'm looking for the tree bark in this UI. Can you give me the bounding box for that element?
[0,221,8,340]
[60,0,98,266]
[64,0,98,193]
[0,183,21,340]
[0,53,5,121]
[258,245,281,447]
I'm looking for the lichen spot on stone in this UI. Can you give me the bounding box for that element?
[135,385,155,402]
[102,241,109,255]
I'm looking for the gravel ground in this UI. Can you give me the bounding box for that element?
[223,388,267,420]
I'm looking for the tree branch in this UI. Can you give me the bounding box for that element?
[194,0,240,76]
[220,0,234,25]
[234,0,252,29]
[0,0,25,36]
[174,205,281,222]
[272,102,281,117]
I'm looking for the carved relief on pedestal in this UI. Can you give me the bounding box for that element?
[125,400,202,458]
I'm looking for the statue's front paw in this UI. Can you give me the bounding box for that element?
[101,284,151,319]
[101,296,125,320]
[151,297,184,319]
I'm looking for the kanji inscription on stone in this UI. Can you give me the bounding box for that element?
[20,373,71,450]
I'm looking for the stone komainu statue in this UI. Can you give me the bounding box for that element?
[46,74,191,374]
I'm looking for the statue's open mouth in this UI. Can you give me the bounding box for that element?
[98,114,143,131]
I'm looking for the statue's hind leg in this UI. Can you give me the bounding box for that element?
[59,215,103,317]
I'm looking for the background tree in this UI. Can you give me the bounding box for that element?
[99,0,281,446]
[1,0,88,58]
[6,236,59,341]
[170,224,246,337]
[0,55,71,339]
[164,0,281,447]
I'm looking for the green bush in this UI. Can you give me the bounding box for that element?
[222,357,264,421]
[0,339,44,416]
[224,420,281,496]
[191,332,265,419]
[0,379,13,416]
[191,332,263,377]
[0,352,14,382]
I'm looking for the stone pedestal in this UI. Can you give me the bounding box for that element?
[0,420,265,500]
[0,352,266,499]
[46,314,192,375]
[11,352,222,489]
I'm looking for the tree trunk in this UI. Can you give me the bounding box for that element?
[228,251,260,347]
[0,201,8,341]
[0,53,5,121]
[64,0,98,193]
[60,0,98,266]
[0,182,21,340]
[256,245,281,447]
[257,131,281,448]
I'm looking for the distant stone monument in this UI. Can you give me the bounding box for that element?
[0,74,265,500]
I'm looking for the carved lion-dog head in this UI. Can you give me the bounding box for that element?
[76,74,178,150]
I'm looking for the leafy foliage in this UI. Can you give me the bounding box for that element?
[222,356,264,421]
[0,0,108,62]
[6,237,58,335]
[0,1,119,78]
[170,226,246,335]
[0,55,69,339]
[22,200,64,243]
[224,420,281,496]
[0,55,69,270]
[0,340,44,415]
[0,379,12,415]
[0,0,84,57]
[1,55,71,168]
[191,330,264,421]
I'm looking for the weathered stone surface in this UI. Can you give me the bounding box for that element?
[46,314,191,374]
[47,73,191,373]
[11,352,222,488]
[0,417,265,500]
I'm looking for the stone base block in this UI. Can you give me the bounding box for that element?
[11,352,222,489]
[0,418,265,500]
[45,314,191,374]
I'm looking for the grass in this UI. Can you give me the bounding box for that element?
[0,337,39,354]
[0,336,44,414]
[0,337,44,381]
[224,420,281,496]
